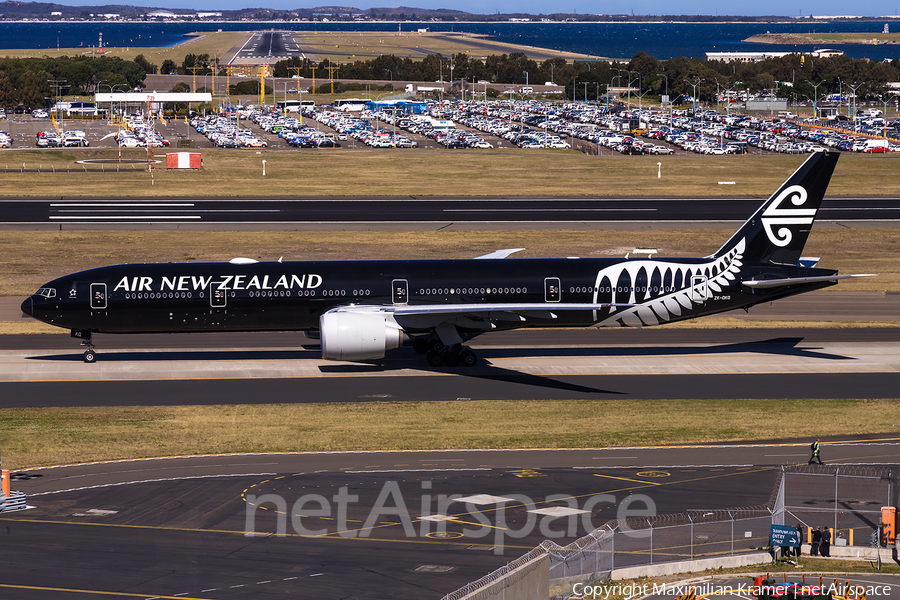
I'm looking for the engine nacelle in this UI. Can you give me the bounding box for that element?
[320,311,407,361]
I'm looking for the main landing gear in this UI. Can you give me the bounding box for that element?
[412,337,478,367]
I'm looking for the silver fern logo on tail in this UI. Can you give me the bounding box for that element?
[761,185,815,247]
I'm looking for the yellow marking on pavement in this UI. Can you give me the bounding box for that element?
[0,583,214,599]
[593,473,663,485]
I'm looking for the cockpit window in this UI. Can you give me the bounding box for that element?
[35,288,56,298]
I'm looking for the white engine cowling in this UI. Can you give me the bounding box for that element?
[320,311,407,361]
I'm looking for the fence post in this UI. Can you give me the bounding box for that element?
[649,519,653,565]
[731,512,735,556]
[689,514,694,561]
[834,468,839,534]
[611,527,615,572]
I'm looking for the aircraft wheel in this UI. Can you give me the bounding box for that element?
[425,350,444,367]
[412,338,429,354]
[83,350,97,363]
[445,351,461,367]
[428,339,445,354]
[460,350,478,367]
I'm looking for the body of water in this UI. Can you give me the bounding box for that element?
[2,20,899,61]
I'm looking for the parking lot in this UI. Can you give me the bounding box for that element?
[2,97,898,158]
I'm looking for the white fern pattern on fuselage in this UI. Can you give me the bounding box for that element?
[592,238,746,327]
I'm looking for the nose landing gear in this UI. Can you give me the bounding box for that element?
[73,330,97,363]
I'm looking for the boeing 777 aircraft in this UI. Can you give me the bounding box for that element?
[22,152,870,366]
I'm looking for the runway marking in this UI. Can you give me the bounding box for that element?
[49,216,202,220]
[0,583,214,599]
[345,468,491,473]
[50,203,195,207]
[592,473,663,485]
[442,208,658,212]
[29,472,278,496]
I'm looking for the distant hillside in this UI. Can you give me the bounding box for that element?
[1,1,899,22]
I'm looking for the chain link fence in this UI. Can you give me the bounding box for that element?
[775,465,896,549]
[440,465,898,600]
[546,510,774,597]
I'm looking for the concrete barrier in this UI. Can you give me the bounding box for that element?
[610,552,772,581]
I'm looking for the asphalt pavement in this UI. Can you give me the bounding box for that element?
[1,197,899,225]
[3,444,899,600]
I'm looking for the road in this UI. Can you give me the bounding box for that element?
[1,196,899,225]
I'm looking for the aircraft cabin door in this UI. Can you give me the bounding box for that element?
[544,277,561,303]
[691,275,709,303]
[209,284,227,308]
[392,279,408,305]
[90,283,107,310]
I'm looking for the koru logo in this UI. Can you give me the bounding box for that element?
[761,185,815,247]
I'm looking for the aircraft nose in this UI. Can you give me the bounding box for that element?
[21,296,32,317]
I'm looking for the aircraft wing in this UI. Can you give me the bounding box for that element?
[742,274,876,289]
[474,248,525,259]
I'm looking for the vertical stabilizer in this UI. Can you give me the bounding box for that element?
[713,152,839,266]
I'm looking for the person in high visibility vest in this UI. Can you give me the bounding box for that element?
[808,438,823,464]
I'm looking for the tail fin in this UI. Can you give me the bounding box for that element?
[713,151,839,266]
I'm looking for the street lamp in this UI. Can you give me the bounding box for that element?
[880,93,896,138]
[628,71,641,108]
[716,79,738,116]
[657,73,670,127]
[845,82,862,139]
[685,77,703,115]
[806,79,826,126]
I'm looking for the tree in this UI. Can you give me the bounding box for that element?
[133,54,157,75]
[161,59,177,75]
[169,82,190,93]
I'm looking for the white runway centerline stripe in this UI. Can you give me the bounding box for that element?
[50,216,202,219]
[50,203,195,207]
[443,208,657,212]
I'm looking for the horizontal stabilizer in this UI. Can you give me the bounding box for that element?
[474,248,525,259]
[742,274,876,289]
[798,257,820,268]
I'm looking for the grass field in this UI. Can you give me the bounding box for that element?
[0,399,895,470]
[4,30,248,64]
[2,228,897,297]
[3,151,900,198]
[5,29,597,67]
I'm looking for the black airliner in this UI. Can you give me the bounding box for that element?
[22,151,871,366]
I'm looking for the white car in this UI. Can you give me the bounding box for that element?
[32,110,50,119]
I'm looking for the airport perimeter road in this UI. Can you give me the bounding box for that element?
[1,196,899,226]
[1,327,899,405]
[2,446,899,600]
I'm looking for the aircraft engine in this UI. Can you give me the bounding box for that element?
[320,311,407,361]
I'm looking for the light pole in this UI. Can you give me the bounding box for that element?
[628,71,641,108]
[806,79,826,126]
[717,79,738,116]
[880,93,896,138]
[657,73,669,127]
[685,77,703,115]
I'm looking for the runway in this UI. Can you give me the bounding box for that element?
[228,31,303,65]
[2,196,899,226]
[3,445,899,600]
